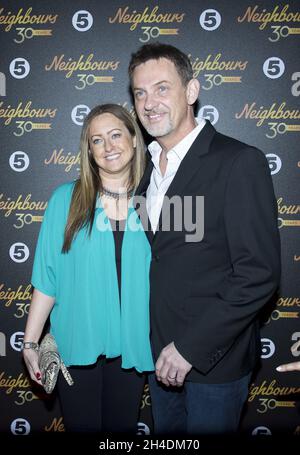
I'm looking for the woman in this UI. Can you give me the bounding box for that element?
[22,104,154,433]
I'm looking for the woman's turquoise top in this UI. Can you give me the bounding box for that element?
[31,182,154,372]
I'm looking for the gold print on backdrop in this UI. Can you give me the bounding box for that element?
[108,5,184,30]
[249,379,300,401]
[235,102,300,138]
[44,54,119,90]
[0,193,47,230]
[0,101,57,126]
[189,53,248,90]
[0,283,32,319]
[276,297,300,308]
[0,101,57,137]
[0,7,58,43]
[45,417,65,432]
[0,194,47,218]
[277,198,300,231]
[190,53,248,77]
[0,7,58,31]
[140,384,151,409]
[277,198,300,215]
[249,380,300,414]
[264,296,300,325]
[0,372,30,394]
[44,149,80,173]
[45,54,119,78]
[0,372,42,406]
[108,5,184,42]
[237,4,300,39]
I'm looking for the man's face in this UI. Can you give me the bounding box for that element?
[132,58,191,144]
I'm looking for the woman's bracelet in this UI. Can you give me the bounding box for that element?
[22,341,39,351]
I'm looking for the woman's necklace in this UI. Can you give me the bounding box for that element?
[101,186,134,200]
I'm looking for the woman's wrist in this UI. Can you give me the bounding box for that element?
[22,341,39,351]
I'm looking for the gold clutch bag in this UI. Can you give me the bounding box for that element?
[38,333,74,394]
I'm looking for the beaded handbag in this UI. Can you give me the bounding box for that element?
[38,334,74,394]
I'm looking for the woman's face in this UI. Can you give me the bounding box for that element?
[88,113,136,179]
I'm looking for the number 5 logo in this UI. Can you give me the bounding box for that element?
[71,105,90,126]
[9,58,30,79]
[199,10,221,31]
[198,105,219,125]
[9,243,30,263]
[261,338,275,359]
[10,331,25,352]
[252,426,272,436]
[263,57,285,79]
[11,418,30,435]
[266,153,282,175]
[72,10,93,32]
[136,422,150,435]
[9,151,30,172]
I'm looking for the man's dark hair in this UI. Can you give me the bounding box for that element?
[128,42,193,86]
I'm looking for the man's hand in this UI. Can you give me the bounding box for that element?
[155,342,192,387]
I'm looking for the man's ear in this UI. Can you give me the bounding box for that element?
[186,78,200,105]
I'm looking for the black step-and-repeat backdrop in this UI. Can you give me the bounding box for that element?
[1,0,300,439]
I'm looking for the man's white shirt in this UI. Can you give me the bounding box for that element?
[146,118,206,233]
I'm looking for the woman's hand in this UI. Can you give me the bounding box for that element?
[22,288,55,386]
[23,348,43,386]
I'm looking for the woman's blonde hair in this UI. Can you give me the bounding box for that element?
[62,104,145,252]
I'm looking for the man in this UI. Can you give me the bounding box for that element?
[129,43,281,434]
